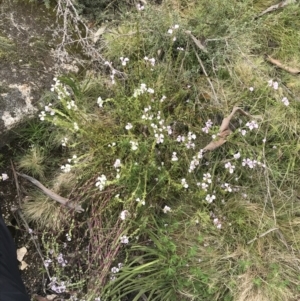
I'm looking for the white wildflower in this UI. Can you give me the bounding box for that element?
[205,194,216,204]
[130,141,138,151]
[171,152,178,161]
[39,111,46,121]
[120,210,129,221]
[97,97,104,107]
[233,152,241,159]
[224,162,235,174]
[163,205,171,213]
[1,173,9,181]
[181,178,188,188]
[245,120,258,131]
[125,123,133,130]
[73,122,79,131]
[282,97,289,106]
[96,174,107,191]
[61,164,72,173]
[113,159,121,169]
[120,235,129,244]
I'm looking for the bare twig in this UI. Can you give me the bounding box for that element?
[193,50,219,105]
[203,107,262,151]
[54,0,123,75]
[256,0,296,18]
[185,31,208,53]
[266,55,300,75]
[17,173,84,213]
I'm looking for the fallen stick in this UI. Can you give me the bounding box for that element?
[203,107,261,152]
[193,50,219,105]
[185,31,208,54]
[266,55,300,75]
[17,172,84,213]
[256,0,295,18]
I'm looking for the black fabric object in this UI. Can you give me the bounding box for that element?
[0,207,30,301]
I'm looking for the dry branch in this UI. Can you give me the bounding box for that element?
[203,107,261,152]
[266,55,300,75]
[256,0,296,18]
[17,172,84,213]
[185,31,208,54]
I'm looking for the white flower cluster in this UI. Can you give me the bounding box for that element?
[57,253,68,267]
[176,132,196,149]
[95,174,107,191]
[133,83,154,97]
[197,172,211,191]
[66,100,77,110]
[233,152,241,159]
[245,120,259,131]
[120,210,129,220]
[224,162,235,174]
[238,128,247,136]
[97,96,104,108]
[181,178,188,188]
[221,183,232,192]
[167,24,179,41]
[113,159,121,178]
[50,77,71,100]
[113,159,121,169]
[136,197,145,205]
[163,205,171,213]
[185,131,196,149]
[130,140,138,151]
[120,235,129,244]
[205,194,216,204]
[143,110,173,145]
[202,119,213,134]
[282,97,289,106]
[137,3,145,10]
[171,152,178,161]
[61,137,68,147]
[111,263,123,274]
[242,158,265,169]
[44,258,52,268]
[125,123,133,130]
[188,149,204,173]
[0,173,8,181]
[49,277,68,294]
[141,105,153,120]
[120,57,129,66]
[39,103,55,121]
[61,155,77,173]
[144,56,155,67]
[110,263,123,281]
[211,213,222,229]
[73,122,79,131]
[268,79,278,90]
[61,164,72,173]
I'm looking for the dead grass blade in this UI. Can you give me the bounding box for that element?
[266,55,300,75]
